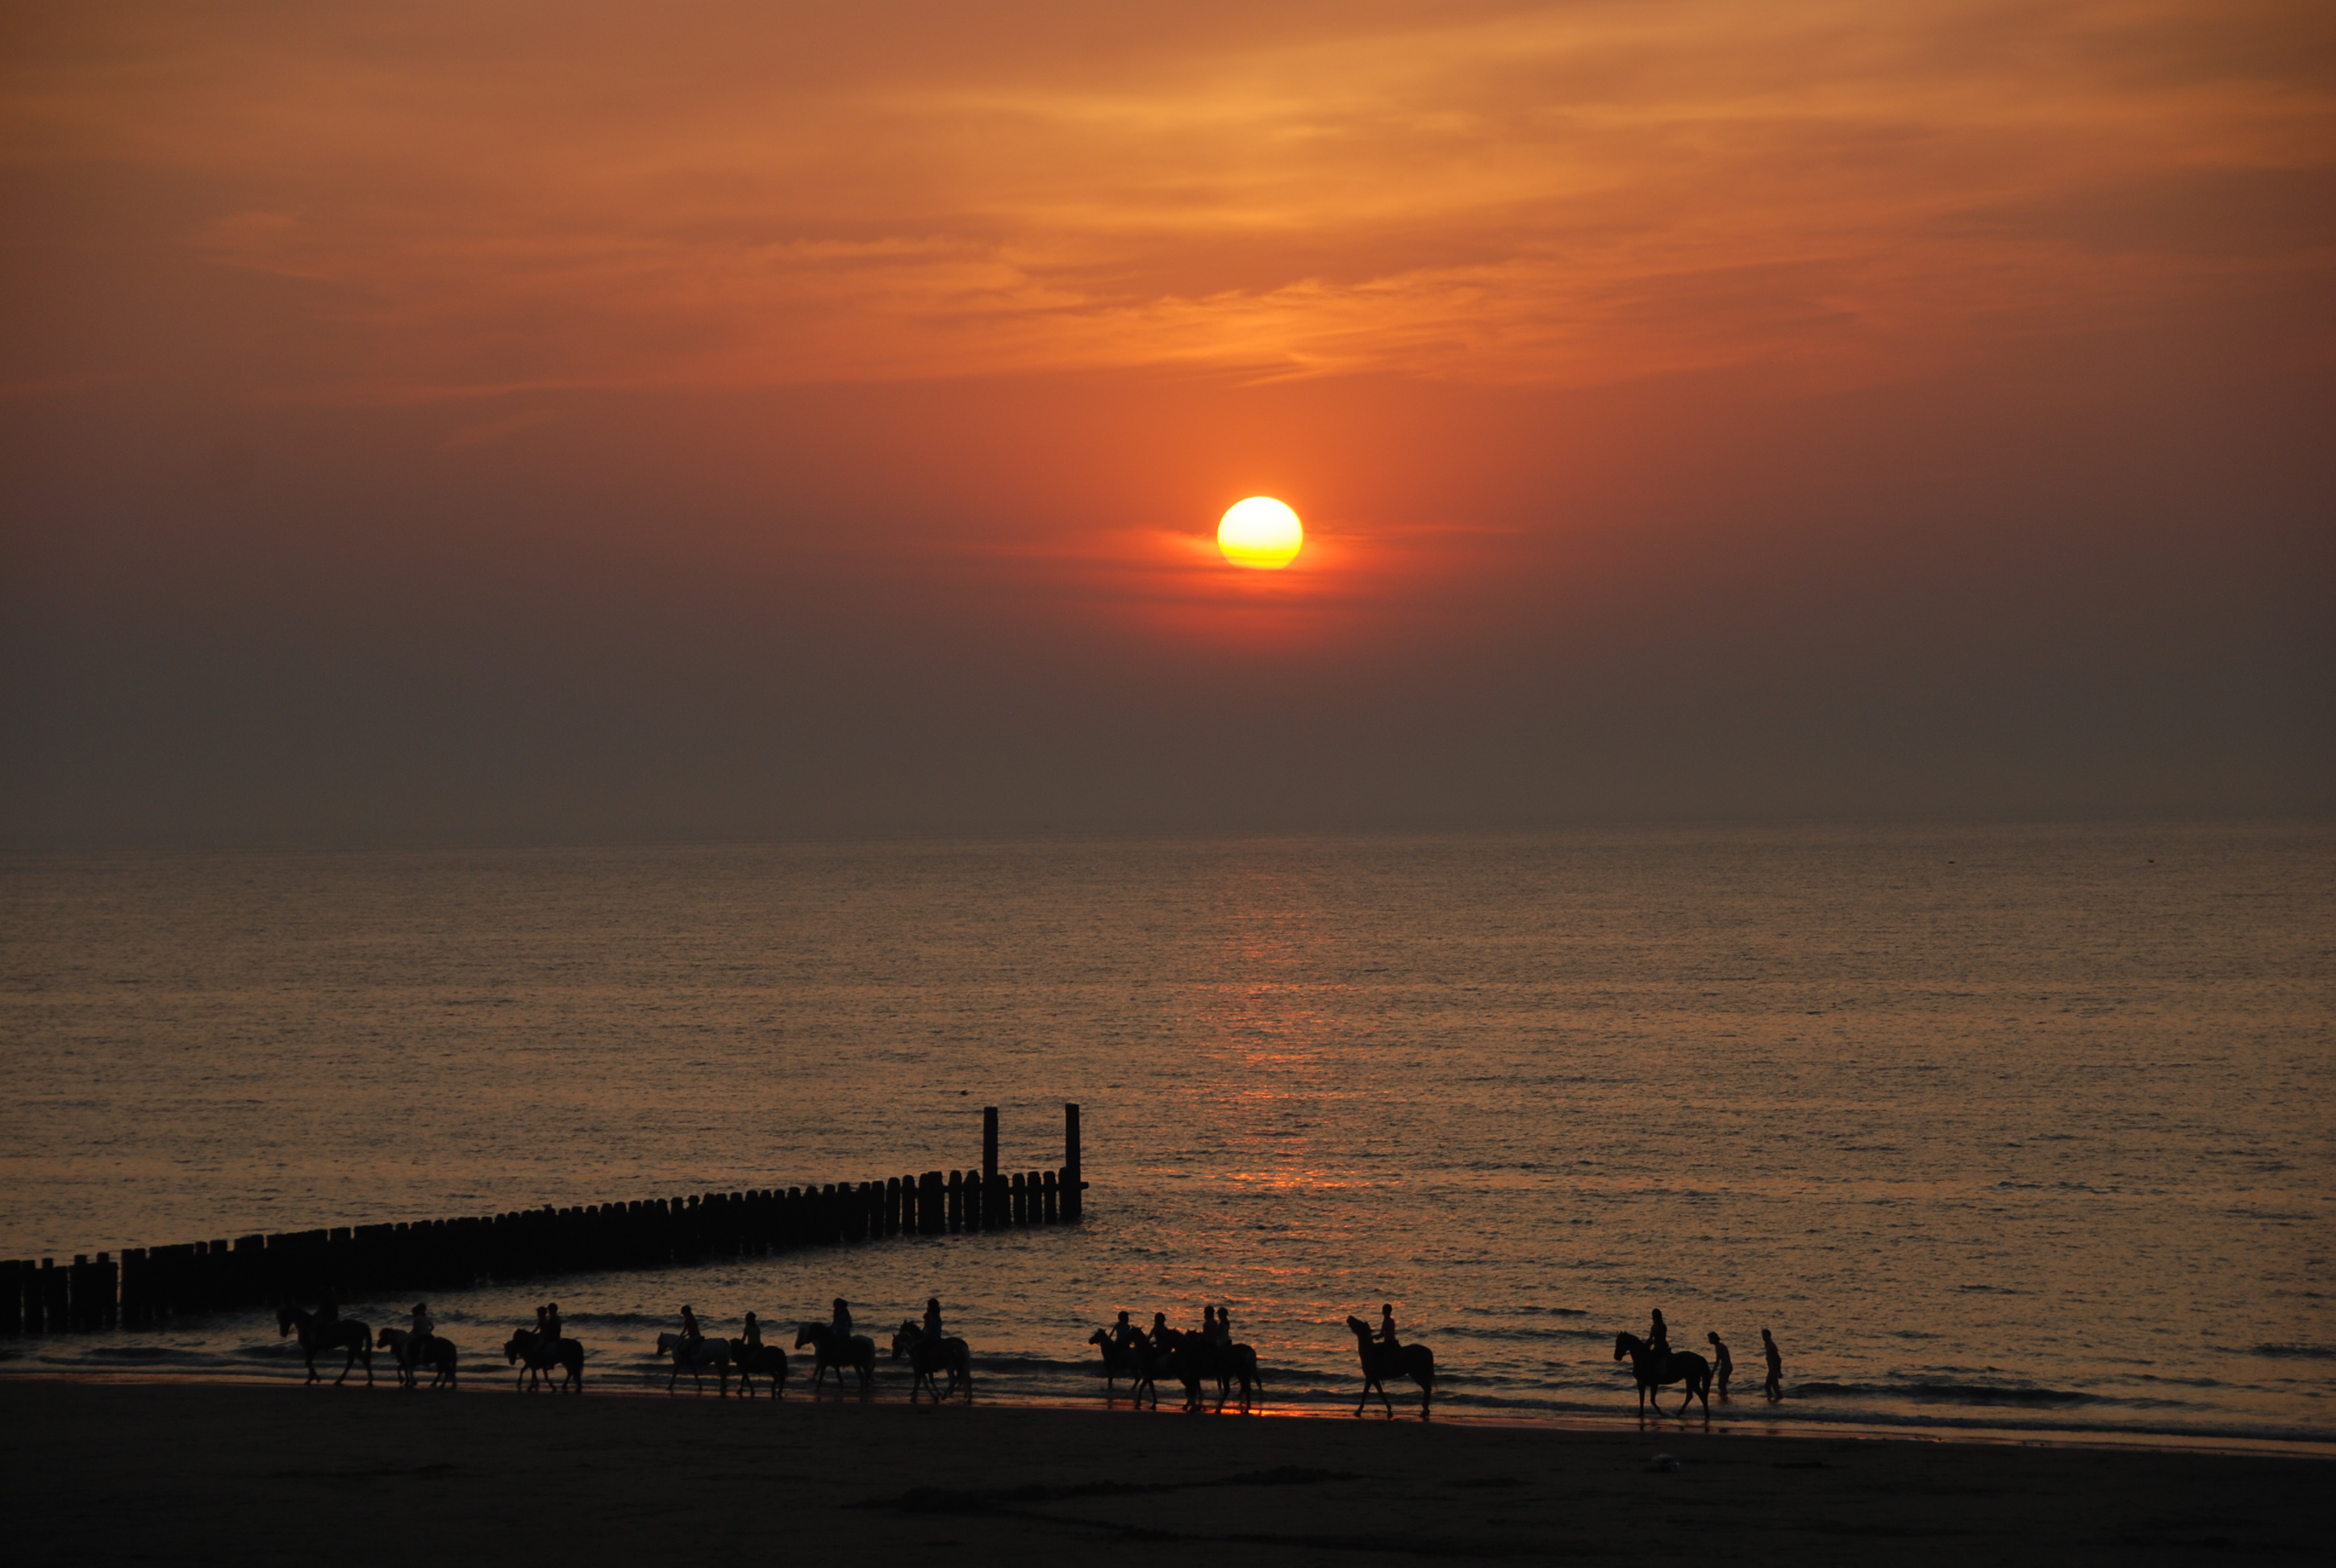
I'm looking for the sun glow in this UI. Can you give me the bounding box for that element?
[1217,497,1304,570]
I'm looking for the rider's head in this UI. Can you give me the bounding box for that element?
[1117,1311,1130,1324]
[1382,1303,1393,1316]
[927,1298,939,1312]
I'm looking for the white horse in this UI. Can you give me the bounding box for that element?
[374,1327,457,1390]
[654,1332,732,1395]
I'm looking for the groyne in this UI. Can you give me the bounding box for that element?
[2,1103,1084,1334]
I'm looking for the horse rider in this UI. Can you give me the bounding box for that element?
[1149,1312,1174,1353]
[923,1297,945,1345]
[1204,1306,1229,1349]
[1109,1310,1144,1353]
[741,1312,762,1353]
[679,1303,703,1356]
[1217,1307,1236,1346]
[1648,1307,1671,1375]
[1201,1305,1218,1343]
[541,1301,562,1349]
[1708,1331,1733,1399]
[410,1302,435,1356]
[1379,1303,1400,1349]
[831,1297,853,1345]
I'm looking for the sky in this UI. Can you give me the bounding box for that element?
[2,0,2331,844]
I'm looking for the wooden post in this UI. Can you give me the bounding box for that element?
[1041,1170,1058,1223]
[1063,1103,1082,1222]
[982,1105,999,1232]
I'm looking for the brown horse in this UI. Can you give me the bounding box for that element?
[1346,1316,1434,1419]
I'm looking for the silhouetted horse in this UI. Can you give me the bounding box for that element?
[654,1332,731,1395]
[1207,1340,1266,1412]
[891,1322,973,1403]
[1087,1328,1145,1397]
[1346,1316,1435,1419]
[795,1322,875,1394]
[1128,1330,1208,1412]
[503,1328,582,1392]
[1614,1332,1712,1416]
[732,1340,789,1399]
[372,1326,456,1388]
[277,1305,373,1387]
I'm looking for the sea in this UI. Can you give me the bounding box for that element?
[2,823,2330,1447]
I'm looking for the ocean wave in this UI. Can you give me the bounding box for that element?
[2250,1343,2336,1361]
[1797,1380,2088,1407]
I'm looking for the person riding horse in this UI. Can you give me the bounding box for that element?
[679,1303,703,1355]
[410,1302,435,1357]
[1110,1310,1143,1351]
[1649,1308,1671,1377]
[1379,1303,1399,1348]
[741,1312,762,1353]
[832,1298,853,1343]
[923,1297,944,1345]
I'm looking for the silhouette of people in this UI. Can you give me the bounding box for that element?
[1149,1312,1173,1352]
[923,1297,945,1344]
[1219,1307,1236,1345]
[830,1297,853,1342]
[679,1303,703,1353]
[1379,1303,1400,1347]
[1201,1304,1218,1341]
[1648,1308,1671,1375]
[410,1302,434,1350]
[1205,1306,1230,1349]
[1708,1332,1732,1400]
[1110,1310,1143,1351]
[740,1312,761,1352]
[1762,1328,1783,1401]
[542,1302,561,1346]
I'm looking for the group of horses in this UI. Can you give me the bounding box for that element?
[280,1299,1700,1419]
[651,1319,971,1402]
[1090,1313,1438,1420]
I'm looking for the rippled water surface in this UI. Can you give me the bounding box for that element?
[2,824,2330,1441]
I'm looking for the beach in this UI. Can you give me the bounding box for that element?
[2,1379,2320,1564]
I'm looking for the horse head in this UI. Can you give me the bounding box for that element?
[795,1324,820,1349]
[1613,1332,1638,1361]
[1345,1316,1373,1341]
[276,1305,298,1336]
[891,1323,920,1359]
[1088,1328,1112,1348]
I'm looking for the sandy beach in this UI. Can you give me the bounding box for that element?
[2,1379,2320,1564]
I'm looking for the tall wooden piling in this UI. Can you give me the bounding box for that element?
[1064,1102,1082,1222]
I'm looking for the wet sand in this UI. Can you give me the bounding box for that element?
[2,1379,2321,1564]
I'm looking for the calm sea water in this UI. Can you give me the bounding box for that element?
[2,825,2330,1442]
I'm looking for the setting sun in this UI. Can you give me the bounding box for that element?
[1217,497,1304,570]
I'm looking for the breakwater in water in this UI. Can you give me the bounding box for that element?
[1,1103,1084,1336]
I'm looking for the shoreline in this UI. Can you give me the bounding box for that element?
[5,1365,2330,1462]
[2,1378,2321,1564]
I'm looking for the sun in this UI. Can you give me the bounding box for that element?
[1217,497,1304,569]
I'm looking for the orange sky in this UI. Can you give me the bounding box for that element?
[2,2,2331,840]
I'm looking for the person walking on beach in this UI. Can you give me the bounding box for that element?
[923,1297,945,1345]
[1762,1328,1783,1401]
[1708,1331,1733,1400]
[1379,1303,1400,1348]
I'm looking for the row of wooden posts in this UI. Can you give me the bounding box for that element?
[0,1104,1082,1337]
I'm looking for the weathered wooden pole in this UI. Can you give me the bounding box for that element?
[1063,1103,1082,1223]
[982,1106,1001,1231]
